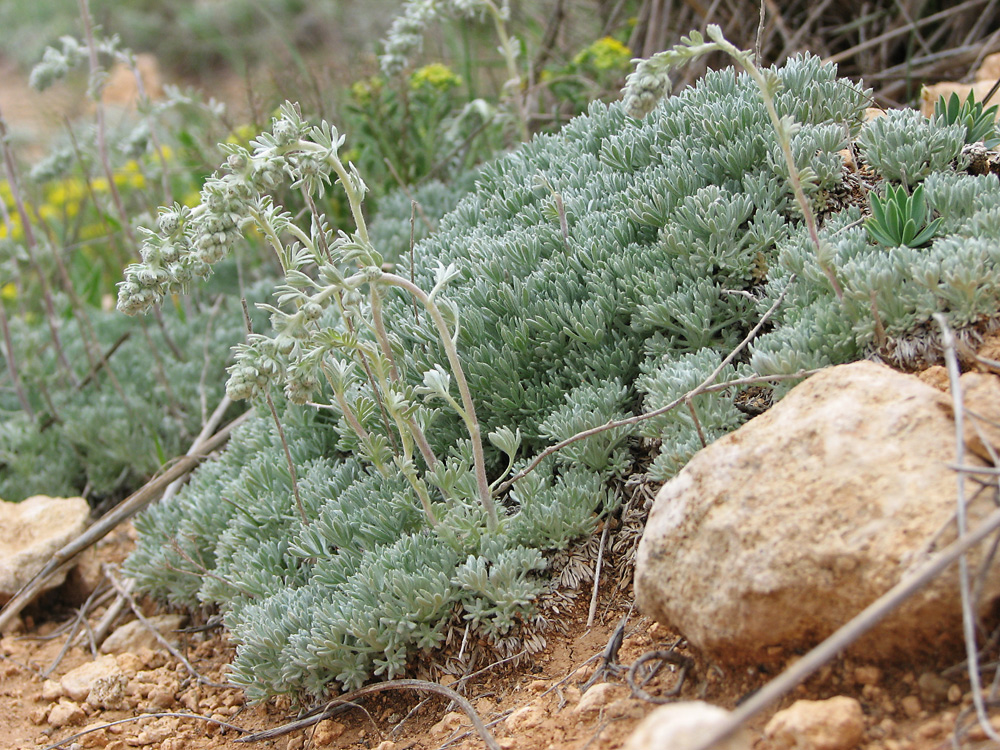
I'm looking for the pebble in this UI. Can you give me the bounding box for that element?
[48,699,85,728]
[312,719,345,745]
[430,711,466,735]
[899,695,922,719]
[854,666,882,686]
[764,696,865,750]
[575,682,625,713]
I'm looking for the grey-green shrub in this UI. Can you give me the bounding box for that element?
[125,51,1000,705]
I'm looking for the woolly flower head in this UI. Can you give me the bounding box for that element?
[622,56,671,119]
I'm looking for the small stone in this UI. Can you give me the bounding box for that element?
[575,682,625,713]
[916,720,943,739]
[624,701,750,750]
[854,666,881,686]
[900,695,922,718]
[505,703,545,732]
[41,679,64,701]
[498,739,516,750]
[947,684,962,704]
[87,672,129,709]
[765,696,865,750]
[48,699,85,728]
[148,684,177,709]
[430,711,465,735]
[527,679,548,693]
[60,656,125,702]
[373,743,397,750]
[917,672,950,703]
[312,719,345,745]
[29,706,48,725]
[114,652,143,675]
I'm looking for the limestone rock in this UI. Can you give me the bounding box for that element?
[764,697,865,750]
[624,701,750,750]
[635,362,1000,665]
[60,655,125,702]
[100,613,186,655]
[0,495,89,603]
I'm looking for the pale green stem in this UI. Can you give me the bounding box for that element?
[709,37,844,301]
[379,272,499,533]
[485,1,530,142]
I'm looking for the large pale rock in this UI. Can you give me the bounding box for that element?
[624,701,750,750]
[635,361,1000,665]
[764,697,865,750]
[0,495,90,603]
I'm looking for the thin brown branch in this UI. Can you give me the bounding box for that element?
[496,277,802,494]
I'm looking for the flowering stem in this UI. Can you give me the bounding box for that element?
[380,272,499,533]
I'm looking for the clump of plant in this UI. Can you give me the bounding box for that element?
[541,35,634,116]
[342,62,503,191]
[933,89,1000,148]
[123,42,885,704]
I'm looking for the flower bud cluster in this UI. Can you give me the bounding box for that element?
[117,109,327,317]
[29,36,87,92]
[623,59,672,119]
[380,0,439,78]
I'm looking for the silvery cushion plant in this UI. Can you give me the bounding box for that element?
[121,29,1000,703]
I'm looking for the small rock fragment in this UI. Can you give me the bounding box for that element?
[575,682,625,713]
[430,711,466,735]
[312,719,345,745]
[60,655,125,702]
[505,703,545,732]
[916,672,950,703]
[47,698,85,728]
[624,701,749,750]
[87,672,129,709]
[41,679,64,701]
[900,695,922,719]
[853,666,881,686]
[765,696,865,750]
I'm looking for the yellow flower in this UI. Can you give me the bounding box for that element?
[350,76,384,106]
[409,63,462,93]
[573,37,632,73]
[1,282,16,302]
